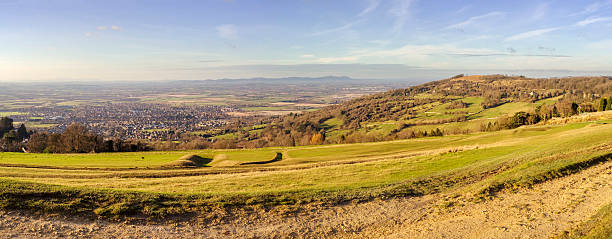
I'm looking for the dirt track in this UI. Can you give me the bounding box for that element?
[1,161,611,238]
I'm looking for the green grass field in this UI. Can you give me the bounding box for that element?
[0,112,27,117]
[0,148,279,168]
[0,115,611,222]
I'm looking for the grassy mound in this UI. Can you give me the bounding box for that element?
[163,154,211,168]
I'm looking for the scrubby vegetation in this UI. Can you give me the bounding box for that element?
[209,75,612,148]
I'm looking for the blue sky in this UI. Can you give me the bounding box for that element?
[2,0,612,81]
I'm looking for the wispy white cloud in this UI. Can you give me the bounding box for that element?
[454,5,470,15]
[300,54,315,58]
[445,11,504,29]
[372,44,504,58]
[388,0,416,34]
[110,25,121,31]
[358,0,380,17]
[315,44,503,64]
[314,43,571,66]
[496,14,607,42]
[310,0,378,38]
[573,0,612,15]
[97,26,107,31]
[531,2,549,20]
[575,16,612,26]
[309,19,365,36]
[216,24,238,39]
[504,27,560,41]
[316,56,359,63]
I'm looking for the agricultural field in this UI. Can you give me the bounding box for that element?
[0,77,409,140]
[0,112,28,117]
[0,112,611,237]
[0,77,407,114]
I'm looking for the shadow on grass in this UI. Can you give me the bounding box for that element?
[240,152,283,165]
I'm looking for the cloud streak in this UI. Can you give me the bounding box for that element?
[388,0,415,34]
[531,2,549,20]
[575,16,612,26]
[309,19,365,36]
[504,27,560,41]
[445,11,504,29]
[358,0,380,17]
[447,53,570,58]
[572,0,612,15]
[313,43,571,65]
[500,14,610,42]
[310,0,379,37]
[315,44,503,63]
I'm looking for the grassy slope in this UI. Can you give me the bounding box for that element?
[209,92,555,141]
[0,117,611,220]
[207,93,557,141]
[555,203,612,239]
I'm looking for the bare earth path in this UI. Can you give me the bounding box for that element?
[1,161,611,238]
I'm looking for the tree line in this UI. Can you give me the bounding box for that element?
[0,117,152,153]
[27,123,152,153]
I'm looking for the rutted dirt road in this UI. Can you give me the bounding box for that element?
[1,161,611,238]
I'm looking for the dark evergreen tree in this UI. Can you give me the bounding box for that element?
[0,117,14,136]
[552,106,560,117]
[571,102,579,115]
[16,124,28,141]
[598,98,607,111]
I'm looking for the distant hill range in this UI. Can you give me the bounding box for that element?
[171,76,423,87]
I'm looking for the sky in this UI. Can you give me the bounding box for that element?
[2,0,612,82]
